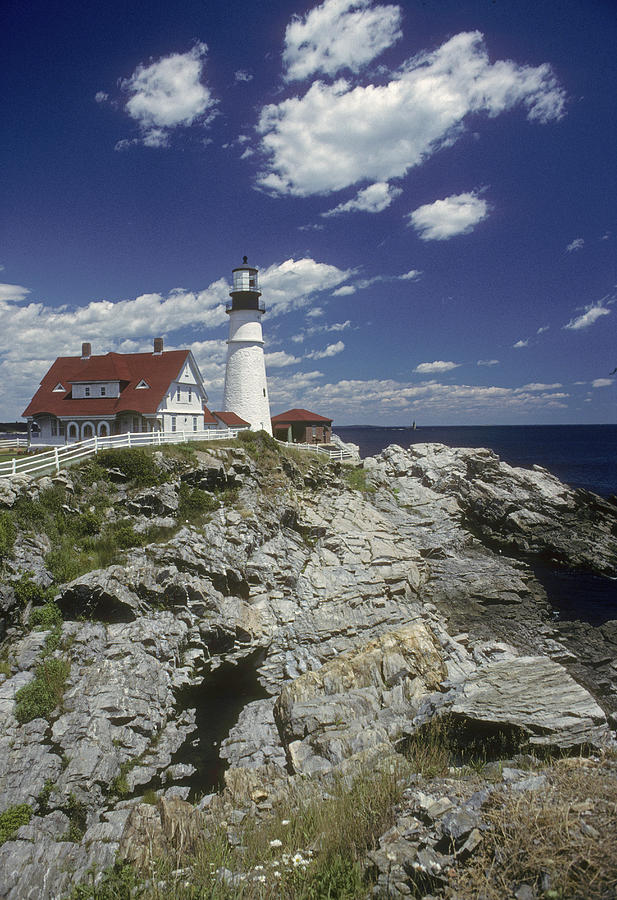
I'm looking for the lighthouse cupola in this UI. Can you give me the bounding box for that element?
[223,256,272,435]
[227,256,265,313]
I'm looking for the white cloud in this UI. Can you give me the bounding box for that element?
[119,43,215,146]
[565,238,584,252]
[283,0,402,82]
[260,257,353,315]
[408,191,490,241]
[414,360,460,374]
[267,375,570,420]
[332,284,356,296]
[94,91,108,103]
[536,325,549,334]
[591,378,613,388]
[306,306,324,318]
[564,304,611,330]
[323,182,402,216]
[306,340,345,359]
[265,350,302,368]
[234,70,253,83]
[0,283,30,303]
[515,382,563,392]
[400,269,421,281]
[477,359,499,366]
[513,339,529,348]
[258,31,565,196]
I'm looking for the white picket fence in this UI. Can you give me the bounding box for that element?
[0,438,29,450]
[291,441,356,462]
[0,428,240,479]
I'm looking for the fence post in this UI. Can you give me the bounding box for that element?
[12,458,16,475]
[54,447,60,474]
[158,431,161,445]
[94,435,98,454]
[127,432,131,448]
[183,431,187,443]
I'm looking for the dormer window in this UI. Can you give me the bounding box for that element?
[85,386,90,397]
[100,386,106,396]
[52,383,65,392]
[177,389,181,401]
[136,380,149,390]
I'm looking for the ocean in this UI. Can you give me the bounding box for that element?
[335,424,617,625]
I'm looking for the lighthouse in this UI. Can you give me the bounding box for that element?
[223,256,272,435]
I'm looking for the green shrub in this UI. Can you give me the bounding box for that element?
[177,482,219,521]
[0,660,11,678]
[0,511,15,561]
[96,449,161,486]
[14,656,71,723]
[30,601,63,631]
[62,793,88,842]
[13,573,47,606]
[45,546,83,584]
[0,804,32,845]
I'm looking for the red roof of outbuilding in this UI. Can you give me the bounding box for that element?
[23,350,191,418]
[203,406,218,425]
[213,411,250,427]
[271,408,333,424]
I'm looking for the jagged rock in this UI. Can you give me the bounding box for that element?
[125,482,179,517]
[274,623,447,774]
[443,656,611,750]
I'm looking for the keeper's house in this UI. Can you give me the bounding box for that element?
[271,408,333,444]
[23,339,212,444]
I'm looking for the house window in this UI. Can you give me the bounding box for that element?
[59,422,65,436]
[100,386,106,396]
[188,388,192,403]
[177,389,181,402]
[193,416,197,432]
[85,386,90,397]
[171,416,176,433]
[51,419,58,436]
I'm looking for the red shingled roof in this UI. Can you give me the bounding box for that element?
[203,406,218,425]
[23,350,191,418]
[271,408,332,424]
[213,411,250,427]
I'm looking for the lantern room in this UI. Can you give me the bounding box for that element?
[227,256,265,313]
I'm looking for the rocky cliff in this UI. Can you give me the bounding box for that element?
[0,435,615,899]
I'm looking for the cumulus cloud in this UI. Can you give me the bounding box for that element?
[565,238,584,252]
[414,360,460,374]
[259,258,353,314]
[477,359,499,367]
[537,325,549,335]
[265,350,302,368]
[119,43,216,147]
[94,91,108,103]
[408,191,490,241]
[323,182,402,216]
[258,31,565,196]
[591,378,613,388]
[400,269,421,281]
[332,285,356,296]
[0,283,30,303]
[267,375,570,420]
[515,382,563,392]
[234,69,253,82]
[513,339,529,348]
[306,340,345,359]
[283,0,402,81]
[564,303,611,330]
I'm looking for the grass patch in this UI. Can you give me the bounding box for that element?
[29,600,63,631]
[13,573,52,606]
[0,510,15,562]
[0,804,32,845]
[452,758,617,900]
[343,465,375,494]
[14,656,70,723]
[61,793,88,842]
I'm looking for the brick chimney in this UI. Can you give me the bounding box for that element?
[153,337,164,355]
[81,342,91,359]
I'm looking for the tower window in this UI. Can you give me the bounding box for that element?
[100,386,106,396]
[85,386,90,397]
[263,388,266,397]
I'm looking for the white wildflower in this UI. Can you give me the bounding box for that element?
[270,838,282,848]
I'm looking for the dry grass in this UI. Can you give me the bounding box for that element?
[452,756,617,900]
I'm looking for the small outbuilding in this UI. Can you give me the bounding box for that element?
[271,408,333,444]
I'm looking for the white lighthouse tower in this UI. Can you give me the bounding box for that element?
[223,256,272,435]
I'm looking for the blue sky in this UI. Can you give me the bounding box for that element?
[1,0,615,425]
